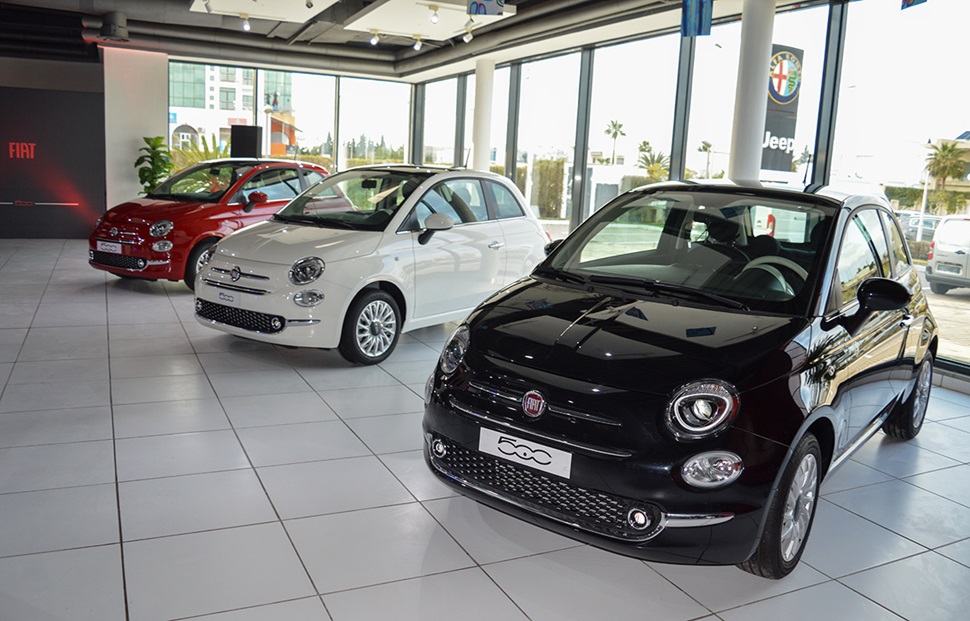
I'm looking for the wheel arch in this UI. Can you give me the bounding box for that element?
[360,280,408,324]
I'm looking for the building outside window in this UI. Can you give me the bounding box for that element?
[219,66,236,82]
[423,78,457,166]
[219,87,235,111]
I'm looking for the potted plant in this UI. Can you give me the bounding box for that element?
[134,136,173,195]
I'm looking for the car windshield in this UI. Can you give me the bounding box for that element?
[275,169,430,231]
[542,188,836,315]
[148,162,254,202]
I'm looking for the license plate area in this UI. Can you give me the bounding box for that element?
[937,262,962,275]
[212,290,243,308]
[479,427,572,479]
[96,240,122,254]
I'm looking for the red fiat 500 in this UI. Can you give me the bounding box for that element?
[89,158,329,289]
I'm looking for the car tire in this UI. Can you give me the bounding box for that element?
[883,354,933,440]
[739,433,821,580]
[929,282,951,295]
[338,289,401,365]
[184,239,218,291]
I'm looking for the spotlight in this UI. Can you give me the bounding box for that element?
[241,14,251,31]
[369,30,379,45]
[429,5,439,24]
[464,18,474,30]
[462,30,473,43]
[306,0,313,7]
[413,36,422,51]
[203,0,213,14]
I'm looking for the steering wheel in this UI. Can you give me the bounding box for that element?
[741,256,809,292]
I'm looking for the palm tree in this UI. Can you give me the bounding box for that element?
[604,120,625,165]
[926,141,966,191]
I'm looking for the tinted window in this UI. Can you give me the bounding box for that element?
[836,215,881,307]
[301,169,326,188]
[241,169,302,201]
[488,181,526,219]
[856,209,891,277]
[881,212,911,276]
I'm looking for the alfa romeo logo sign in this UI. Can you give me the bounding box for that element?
[768,50,801,105]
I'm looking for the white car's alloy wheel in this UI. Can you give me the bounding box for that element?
[356,299,397,358]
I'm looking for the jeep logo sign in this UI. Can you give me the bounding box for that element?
[761,44,803,172]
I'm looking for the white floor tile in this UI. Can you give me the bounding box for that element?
[0,440,115,493]
[116,430,250,481]
[197,350,293,374]
[0,379,110,412]
[237,420,370,467]
[0,328,27,363]
[378,359,437,385]
[320,384,425,419]
[220,391,337,428]
[109,353,204,378]
[840,552,970,621]
[483,546,709,621]
[113,398,230,438]
[120,469,277,540]
[111,374,216,405]
[822,459,895,495]
[297,363,400,391]
[344,412,425,454]
[108,334,196,357]
[912,422,970,462]
[905,465,970,509]
[207,369,312,398]
[8,358,109,384]
[717,580,902,621]
[937,538,970,568]
[17,325,108,361]
[258,456,413,519]
[0,545,125,621]
[189,597,330,620]
[378,450,460,502]
[30,302,107,327]
[0,406,112,447]
[851,435,962,478]
[286,503,474,593]
[323,568,527,621]
[124,523,315,621]
[0,484,119,557]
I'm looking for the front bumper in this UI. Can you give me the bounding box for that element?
[88,237,176,280]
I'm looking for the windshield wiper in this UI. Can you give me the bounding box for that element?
[272,213,349,229]
[587,275,749,310]
[533,266,587,285]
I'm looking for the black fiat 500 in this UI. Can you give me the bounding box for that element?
[423,182,937,579]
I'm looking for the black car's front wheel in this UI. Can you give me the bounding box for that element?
[884,354,933,440]
[339,289,401,365]
[739,433,821,579]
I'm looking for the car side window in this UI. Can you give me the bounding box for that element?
[834,213,882,309]
[301,169,326,189]
[240,169,302,201]
[856,209,891,277]
[412,180,484,228]
[881,211,912,276]
[487,181,526,219]
[444,179,488,222]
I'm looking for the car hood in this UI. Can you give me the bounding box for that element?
[213,219,383,265]
[104,198,211,226]
[466,278,811,396]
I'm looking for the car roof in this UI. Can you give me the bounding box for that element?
[190,158,328,169]
[335,163,512,181]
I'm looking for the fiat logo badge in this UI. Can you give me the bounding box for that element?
[522,390,547,419]
[230,266,242,282]
[109,227,118,237]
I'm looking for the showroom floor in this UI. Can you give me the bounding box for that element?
[1,238,970,621]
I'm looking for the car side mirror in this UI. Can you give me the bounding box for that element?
[544,239,564,256]
[243,191,268,213]
[418,213,454,245]
[828,277,911,334]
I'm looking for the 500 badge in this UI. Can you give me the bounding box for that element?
[479,427,572,479]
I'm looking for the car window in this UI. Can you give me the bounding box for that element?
[835,214,882,308]
[240,168,302,201]
[445,179,488,222]
[935,219,970,245]
[856,209,891,277]
[751,205,811,243]
[301,169,326,189]
[149,162,252,202]
[488,181,526,219]
[413,180,483,228]
[881,211,911,276]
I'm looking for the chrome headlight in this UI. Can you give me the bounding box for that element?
[95,214,104,227]
[682,451,744,488]
[665,380,739,441]
[439,325,470,375]
[293,290,325,307]
[149,219,174,238]
[199,244,217,266]
[289,257,325,285]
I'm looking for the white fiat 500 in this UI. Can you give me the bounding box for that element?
[194,165,550,364]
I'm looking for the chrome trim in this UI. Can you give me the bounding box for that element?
[664,512,735,528]
[145,260,170,266]
[429,453,663,543]
[286,319,321,326]
[211,266,270,280]
[829,406,893,472]
[195,315,284,336]
[94,237,138,246]
[466,381,622,427]
[201,278,269,295]
[448,397,632,458]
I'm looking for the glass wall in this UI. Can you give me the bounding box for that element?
[832,0,970,365]
[256,70,336,170]
[338,77,410,168]
[518,54,581,234]
[423,78,457,166]
[586,34,680,215]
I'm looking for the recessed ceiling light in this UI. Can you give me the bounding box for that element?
[429,5,439,24]
[413,36,422,51]
[370,30,380,45]
[241,14,251,31]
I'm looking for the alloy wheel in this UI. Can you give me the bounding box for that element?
[780,452,818,562]
[355,299,397,358]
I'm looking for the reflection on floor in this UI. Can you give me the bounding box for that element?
[1,239,969,621]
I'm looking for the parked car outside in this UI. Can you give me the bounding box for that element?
[194,165,550,364]
[423,181,937,579]
[89,158,329,289]
[926,214,970,294]
[901,213,941,242]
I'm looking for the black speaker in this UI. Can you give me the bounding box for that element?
[230,125,262,158]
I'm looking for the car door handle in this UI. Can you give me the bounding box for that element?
[956,250,966,255]
[488,241,505,250]
[900,314,916,328]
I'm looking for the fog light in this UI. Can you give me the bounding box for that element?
[682,451,744,489]
[136,258,146,269]
[627,508,652,530]
[270,317,283,330]
[88,249,94,259]
[152,240,173,252]
[293,290,324,307]
[195,299,203,312]
[431,438,447,458]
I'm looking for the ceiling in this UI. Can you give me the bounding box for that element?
[0,0,812,83]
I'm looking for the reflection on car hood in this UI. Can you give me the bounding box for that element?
[214,219,383,266]
[467,279,810,396]
[104,198,209,225]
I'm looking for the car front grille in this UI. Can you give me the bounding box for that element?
[430,437,662,542]
[92,251,143,270]
[195,299,284,334]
